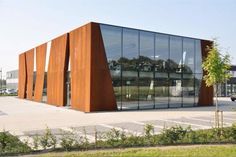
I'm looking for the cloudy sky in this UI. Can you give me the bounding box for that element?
[0,0,235,77]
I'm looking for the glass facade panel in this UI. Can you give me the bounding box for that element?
[169,36,182,73]
[194,73,202,105]
[122,28,139,109]
[169,36,182,107]
[195,40,203,74]
[183,38,194,73]
[155,34,169,108]
[182,38,195,107]
[100,25,122,109]
[182,73,195,107]
[100,24,204,110]
[139,31,155,109]
[194,40,203,105]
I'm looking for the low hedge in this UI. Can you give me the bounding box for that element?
[2,124,236,156]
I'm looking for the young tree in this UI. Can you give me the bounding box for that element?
[202,40,231,127]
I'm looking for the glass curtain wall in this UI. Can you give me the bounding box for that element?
[100,24,203,110]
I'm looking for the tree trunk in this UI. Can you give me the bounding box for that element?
[216,83,218,111]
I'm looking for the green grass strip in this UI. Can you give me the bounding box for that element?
[35,145,236,157]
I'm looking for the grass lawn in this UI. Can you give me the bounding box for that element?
[32,145,236,157]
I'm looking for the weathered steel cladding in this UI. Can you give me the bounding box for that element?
[25,49,34,100]
[18,53,27,98]
[47,34,69,106]
[34,43,47,102]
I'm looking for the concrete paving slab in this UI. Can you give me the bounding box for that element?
[143,119,192,129]
[171,117,214,128]
[108,122,145,134]
[24,128,63,136]
[73,125,111,136]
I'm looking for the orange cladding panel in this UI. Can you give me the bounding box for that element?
[34,43,47,102]
[69,24,91,111]
[18,53,27,98]
[25,49,34,100]
[198,40,214,106]
[47,34,69,106]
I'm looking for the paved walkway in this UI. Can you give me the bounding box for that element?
[0,97,236,141]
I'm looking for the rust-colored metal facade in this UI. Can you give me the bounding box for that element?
[18,22,213,112]
[69,24,91,111]
[47,34,69,107]
[25,49,34,100]
[34,43,47,102]
[18,53,27,98]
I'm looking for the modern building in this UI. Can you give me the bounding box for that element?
[18,22,213,112]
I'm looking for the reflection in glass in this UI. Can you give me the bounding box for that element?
[183,38,194,73]
[195,40,202,74]
[182,73,195,107]
[169,74,182,107]
[155,33,169,72]
[154,74,169,108]
[194,73,202,105]
[100,25,122,109]
[122,28,139,109]
[169,36,182,73]
[169,36,182,107]
[155,34,169,108]
[139,31,155,109]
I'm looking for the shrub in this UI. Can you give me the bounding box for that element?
[59,129,78,151]
[0,130,31,155]
[228,124,236,142]
[104,128,123,147]
[158,125,189,144]
[39,127,57,150]
[32,135,40,150]
[144,124,154,138]
[80,127,90,149]
[143,124,156,146]
[122,134,144,147]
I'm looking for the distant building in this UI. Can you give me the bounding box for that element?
[218,65,236,96]
[6,70,18,90]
